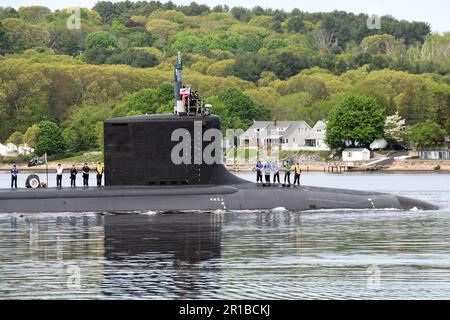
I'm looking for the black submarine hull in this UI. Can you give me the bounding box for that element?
[0,182,437,213]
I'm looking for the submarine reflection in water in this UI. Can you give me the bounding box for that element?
[102,212,223,298]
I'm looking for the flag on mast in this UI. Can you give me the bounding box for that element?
[28,153,47,167]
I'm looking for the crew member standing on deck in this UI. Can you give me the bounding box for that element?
[96,162,104,187]
[272,161,280,184]
[283,161,291,186]
[10,163,18,189]
[70,165,78,188]
[82,163,90,187]
[263,161,271,185]
[293,163,302,187]
[256,161,263,184]
[56,164,63,188]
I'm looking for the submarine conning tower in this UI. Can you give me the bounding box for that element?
[104,52,247,187]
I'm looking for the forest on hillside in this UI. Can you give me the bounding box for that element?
[0,1,449,155]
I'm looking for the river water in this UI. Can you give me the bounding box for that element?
[0,171,449,299]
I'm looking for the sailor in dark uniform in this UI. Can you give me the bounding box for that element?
[82,163,90,187]
[10,163,18,189]
[70,165,78,187]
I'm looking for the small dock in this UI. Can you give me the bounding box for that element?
[325,164,351,173]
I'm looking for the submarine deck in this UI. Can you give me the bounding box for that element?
[0,183,389,200]
[0,183,437,212]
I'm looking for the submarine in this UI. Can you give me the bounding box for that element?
[0,53,437,213]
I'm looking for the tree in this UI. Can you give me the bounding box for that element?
[207,59,234,77]
[384,112,407,146]
[287,15,305,33]
[85,31,117,50]
[325,94,385,149]
[18,6,51,23]
[0,21,6,52]
[1,18,50,52]
[232,53,265,83]
[408,120,447,151]
[127,31,155,47]
[146,19,179,46]
[63,105,111,152]
[93,1,119,24]
[230,7,251,22]
[213,87,271,130]
[6,131,24,145]
[105,48,158,68]
[266,50,313,80]
[112,83,174,117]
[35,121,66,156]
[23,124,40,148]
[166,31,207,54]
[395,82,432,124]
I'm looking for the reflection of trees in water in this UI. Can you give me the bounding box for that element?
[103,213,223,299]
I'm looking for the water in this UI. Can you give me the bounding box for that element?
[0,172,449,299]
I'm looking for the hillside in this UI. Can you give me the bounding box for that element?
[0,2,449,155]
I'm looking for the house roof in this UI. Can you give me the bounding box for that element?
[305,120,326,140]
[240,121,311,139]
[343,148,370,152]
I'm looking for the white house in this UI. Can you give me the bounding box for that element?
[342,148,371,162]
[304,120,328,151]
[0,142,34,156]
[239,120,330,151]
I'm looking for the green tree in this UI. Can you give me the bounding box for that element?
[232,53,265,83]
[230,7,251,22]
[35,121,66,156]
[287,15,305,33]
[213,87,271,130]
[1,18,50,52]
[23,124,40,148]
[112,83,174,117]
[105,48,158,68]
[63,105,111,152]
[266,50,313,80]
[6,131,24,145]
[0,21,6,51]
[325,94,385,149]
[18,6,51,22]
[85,31,117,50]
[408,120,447,151]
